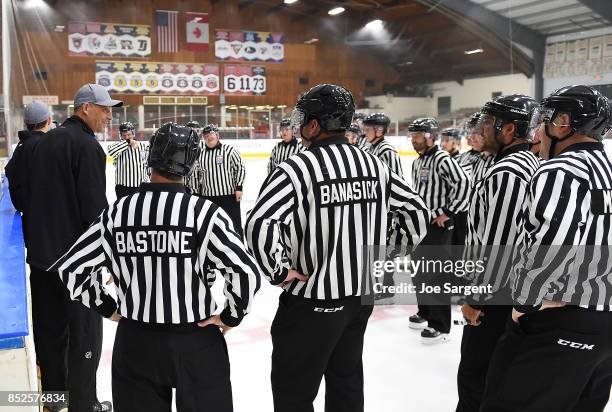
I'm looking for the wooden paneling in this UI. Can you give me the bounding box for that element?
[8,0,400,107]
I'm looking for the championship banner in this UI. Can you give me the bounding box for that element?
[95,61,219,95]
[215,30,284,62]
[186,12,209,52]
[223,65,266,96]
[68,21,151,57]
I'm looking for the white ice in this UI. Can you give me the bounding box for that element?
[97,156,612,412]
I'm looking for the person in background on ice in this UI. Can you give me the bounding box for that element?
[353,111,369,150]
[345,122,367,151]
[185,120,204,195]
[267,117,303,175]
[409,117,470,344]
[107,121,149,200]
[195,124,246,237]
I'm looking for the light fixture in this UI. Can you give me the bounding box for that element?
[365,19,383,29]
[54,25,65,32]
[284,0,298,4]
[24,0,45,9]
[397,61,413,66]
[328,7,345,15]
[464,48,484,55]
[304,38,319,44]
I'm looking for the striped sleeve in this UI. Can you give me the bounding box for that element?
[438,156,470,217]
[512,169,588,312]
[380,149,404,178]
[480,171,529,245]
[245,168,296,285]
[268,145,278,175]
[186,161,201,194]
[231,147,246,190]
[108,141,130,158]
[200,207,262,327]
[48,211,117,318]
[387,170,430,246]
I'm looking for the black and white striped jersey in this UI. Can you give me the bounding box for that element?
[49,183,261,326]
[267,138,304,175]
[245,136,430,300]
[456,149,483,179]
[369,138,403,177]
[107,140,149,187]
[513,142,612,312]
[194,143,246,197]
[466,145,540,296]
[471,153,495,188]
[411,145,470,217]
[185,140,205,194]
[357,135,370,152]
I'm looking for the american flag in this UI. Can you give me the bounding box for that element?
[156,10,178,53]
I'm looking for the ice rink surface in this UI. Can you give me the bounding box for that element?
[96,156,612,411]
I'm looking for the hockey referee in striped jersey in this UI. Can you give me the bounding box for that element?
[267,117,303,175]
[440,127,472,246]
[185,120,204,194]
[353,111,369,150]
[363,112,403,176]
[457,95,540,412]
[409,117,470,343]
[194,124,246,236]
[481,85,612,412]
[49,122,261,412]
[466,112,496,187]
[107,121,149,199]
[246,84,429,412]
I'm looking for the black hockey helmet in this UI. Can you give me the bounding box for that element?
[202,123,219,135]
[346,122,361,135]
[279,118,291,128]
[353,112,366,121]
[408,118,439,138]
[479,94,537,139]
[467,112,481,129]
[441,128,461,141]
[148,123,201,177]
[532,85,612,141]
[186,120,200,129]
[119,121,135,133]
[290,84,355,132]
[362,113,391,133]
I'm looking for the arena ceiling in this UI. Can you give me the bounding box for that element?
[235,0,612,96]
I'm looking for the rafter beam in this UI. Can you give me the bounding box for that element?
[577,0,612,23]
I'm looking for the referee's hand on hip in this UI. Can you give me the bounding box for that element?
[279,270,309,288]
[199,315,233,335]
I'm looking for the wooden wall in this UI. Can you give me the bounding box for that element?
[8,0,400,107]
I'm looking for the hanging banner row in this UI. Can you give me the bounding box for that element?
[69,20,285,62]
[544,34,612,78]
[95,61,266,96]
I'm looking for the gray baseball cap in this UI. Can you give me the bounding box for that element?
[24,100,51,125]
[74,83,123,108]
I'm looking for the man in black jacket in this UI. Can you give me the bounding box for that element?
[27,84,122,412]
[5,101,52,243]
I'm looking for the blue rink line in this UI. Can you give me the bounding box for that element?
[0,183,28,349]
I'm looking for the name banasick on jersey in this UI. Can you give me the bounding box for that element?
[316,177,381,208]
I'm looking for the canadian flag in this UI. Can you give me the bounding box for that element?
[186,12,209,52]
